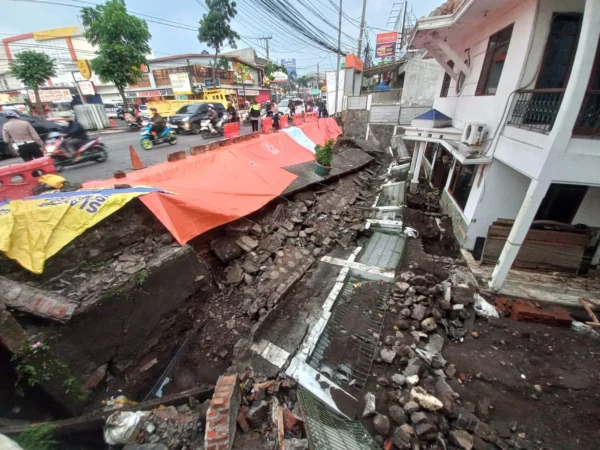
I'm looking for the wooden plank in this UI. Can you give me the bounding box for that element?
[0,386,214,437]
[277,406,285,450]
[579,298,600,325]
[487,227,589,247]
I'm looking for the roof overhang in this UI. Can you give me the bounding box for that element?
[401,130,491,166]
[408,0,524,82]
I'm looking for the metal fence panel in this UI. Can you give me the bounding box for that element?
[370,104,401,123]
[347,96,368,110]
[298,387,380,450]
[399,106,431,125]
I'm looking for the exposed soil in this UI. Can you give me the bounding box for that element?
[444,316,600,450]
[403,206,461,259]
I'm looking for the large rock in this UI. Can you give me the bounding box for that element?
[392,374,406,386]
[414,422,438,441]
[235,235,259,252]
[211,236,243,262]
[380,348,396,364]
[226,263,245,284]
[412,304,428,321]
[425,334,444,354]
[243,258,261,274]
[404,357,424,377]
[449,430,474,450]
[373,414,390,436]
[421,317,437,333]
[362,393,376,417]
[391,426,411,449]
[411,387,443,411]
[395,281,410,293]
[389,405,407,425]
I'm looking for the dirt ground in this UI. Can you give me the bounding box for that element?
[445,316,600,450]
[362,194,600,450]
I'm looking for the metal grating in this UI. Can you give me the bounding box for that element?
[298,387,380,450]
[307,274,390,391]
[376,182,406,207]
[357,231,406,269]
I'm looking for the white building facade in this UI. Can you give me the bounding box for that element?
[404,0,600,290]
[0,26,124,105]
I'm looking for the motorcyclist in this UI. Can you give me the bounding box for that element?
[226,100,238,123]
[265,101,273,117]
[124,108,136,124]
[64,112,88,158]
[207,104,220,134]
[150,106,165,137]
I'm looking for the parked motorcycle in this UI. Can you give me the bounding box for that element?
[139,122,177,150]
[45,132,107,173]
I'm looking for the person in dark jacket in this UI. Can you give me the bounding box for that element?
[64,112,88,157]
[249,99,261,132]
[226,100,238,123]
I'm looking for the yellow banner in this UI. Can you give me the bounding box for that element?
[33,26,79,41]
[0,187,167,274]
[77,60,92,79]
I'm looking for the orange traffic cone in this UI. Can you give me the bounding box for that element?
[130,145,145,170]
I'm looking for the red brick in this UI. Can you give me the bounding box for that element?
[209,435,228,444]
[206,445,218,450]
[282,407,298,431]
[207,409,219,418]
[511,300,572,326]
[217,445,229,450]
[206,429,218,440]
[237,406,250,433]
[211,398,228,408]
[217,375,237,387]
[208,416,229,427]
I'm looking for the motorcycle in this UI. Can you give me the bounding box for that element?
[200,113,229,139]
[126,117,143,131]
[45,132,107,173]
[139,121,177,150]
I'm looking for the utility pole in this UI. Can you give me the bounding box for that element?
[400,1,408,53]
[317,63,320,93]
[357,0,368,57]
[261,35,272,63]
[334,0,343,115]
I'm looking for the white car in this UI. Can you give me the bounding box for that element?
[138,105,150,119]
[277,98,305,117]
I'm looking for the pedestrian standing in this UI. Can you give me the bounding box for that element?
[250,99,261,132]
[1,109,45,161]
[227,100,238,123]
[288,99,296,119]
[272,101,280,130]
[265,101,273,117]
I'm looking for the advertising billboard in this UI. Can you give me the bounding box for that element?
[281,59,297,80]
[376,31,399,58]
[169,73,192,95]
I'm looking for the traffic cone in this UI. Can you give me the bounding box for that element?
[130,145,145,170]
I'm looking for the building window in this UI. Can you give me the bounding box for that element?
[476,24,514,96]
[440,61,454,98]
[448,162,477,211]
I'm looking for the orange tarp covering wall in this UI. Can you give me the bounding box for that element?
[298,118,342,145]
[84,118,340,244]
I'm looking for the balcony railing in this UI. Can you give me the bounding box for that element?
[573,92,600,137]
[507,88,565,133]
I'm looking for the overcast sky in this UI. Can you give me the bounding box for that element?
[0,0,441,75]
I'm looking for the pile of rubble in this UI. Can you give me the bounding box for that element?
[363,267,537,450]
[208,170,381,322]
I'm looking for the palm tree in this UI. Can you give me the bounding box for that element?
[298,75,309,88]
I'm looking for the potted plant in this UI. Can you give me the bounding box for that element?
[315,139,334,176]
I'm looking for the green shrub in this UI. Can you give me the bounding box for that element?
[315,139,334,167]
[14,423,57,450]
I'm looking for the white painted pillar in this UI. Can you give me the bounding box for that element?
[488,179,551,291]
[410,141,426,193]
[547,0,600,150]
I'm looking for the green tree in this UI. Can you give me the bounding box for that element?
[11,51,56,118]
[198,0,240,83]
[216,57,231,70]
[236,62,250,99]
[298,75,309,88]
[81,0,151,104]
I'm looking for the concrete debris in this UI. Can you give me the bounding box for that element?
[373,413,391,436]
[363,392,377,417]
[235,235,259,252]
[380,347,397,364]
[411,387,443,411]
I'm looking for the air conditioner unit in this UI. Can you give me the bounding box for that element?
[461,122,486,145]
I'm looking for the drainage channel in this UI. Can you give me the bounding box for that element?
[291,167,409,450]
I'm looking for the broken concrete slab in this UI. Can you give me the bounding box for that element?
[0,276,78,323]
[211,236,244,263]
[235,236,259,253]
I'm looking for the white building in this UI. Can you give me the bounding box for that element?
[0,26,124,105]
[403,0,600,291]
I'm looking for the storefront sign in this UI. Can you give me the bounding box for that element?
[205,79,221,88]
[77,60,92,79]
[169,72,192,95]
[238,89,260,96]
[126,88,174,98]
[78,80,96,96]
[0,93,25,105]
[281,59,297,80]
[376,32,399,58]
[28,89,72,103]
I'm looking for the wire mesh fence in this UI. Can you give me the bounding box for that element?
[298,387,381,450]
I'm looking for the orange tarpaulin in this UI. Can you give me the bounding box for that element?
[298,118,342,145]
[84,122,329,244]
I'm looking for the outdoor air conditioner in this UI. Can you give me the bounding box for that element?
[461,122,486,145]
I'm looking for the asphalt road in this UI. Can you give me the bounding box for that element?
[0,124,254,185]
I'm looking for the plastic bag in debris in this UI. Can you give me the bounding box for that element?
[104,410,150,445]
[473,294,499,319]
[404,227,419,239]
[571,321,600,339]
